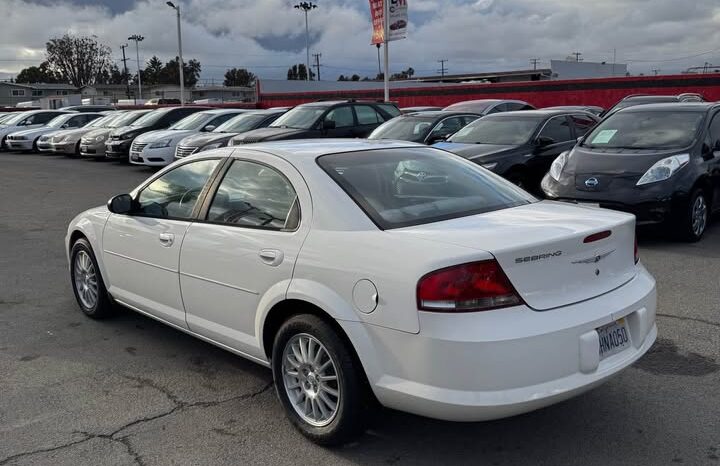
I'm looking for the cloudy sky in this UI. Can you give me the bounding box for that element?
[1,0,719,84]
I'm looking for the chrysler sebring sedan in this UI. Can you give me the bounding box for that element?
[66,140,657,445]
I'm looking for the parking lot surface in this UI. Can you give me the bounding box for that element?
[0,152,718,466]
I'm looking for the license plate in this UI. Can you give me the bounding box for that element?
[597,318,631,360]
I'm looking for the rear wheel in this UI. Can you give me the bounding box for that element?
[70,238,115,318]
[676,188,709,242]
[272,314,368,445]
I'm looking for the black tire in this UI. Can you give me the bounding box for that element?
[272,314,368,446]
[32,139,39,153]
[675,188,709,242]
[70,238,115,319]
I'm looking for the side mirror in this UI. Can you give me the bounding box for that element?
[322,119,336,131]
[203,125,216,132]
[107,194,135,214]
[576,136,585,144]
[61,124,69,129]
[536,136,555,147]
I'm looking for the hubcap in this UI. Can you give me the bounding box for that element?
[282,333,340,427]
[691,195,708,237]
[73,250,98,309]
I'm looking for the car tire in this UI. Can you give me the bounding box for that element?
[676,188,709,242]
[32,139,39,153]
[70,238,115,319]
[272,314,368,445]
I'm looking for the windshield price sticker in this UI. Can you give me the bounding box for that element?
[591,129,618,144]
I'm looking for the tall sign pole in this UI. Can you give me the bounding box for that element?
[383,0,389,102]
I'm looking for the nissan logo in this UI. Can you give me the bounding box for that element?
[585,177,600,188]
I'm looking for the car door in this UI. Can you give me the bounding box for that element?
[353,105,386,136]
[102,158,222,327]
[529,115,575,184]
[179,153,311,359]
[705,111,720,209]
[322,105,357,137]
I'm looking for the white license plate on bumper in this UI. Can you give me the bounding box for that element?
[597,318,631,360]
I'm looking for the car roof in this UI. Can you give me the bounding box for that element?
[618,102,719,112]
[221,139,421,162]
[201,108,249,114]
[483,109,585,118]
[401,110,477,118]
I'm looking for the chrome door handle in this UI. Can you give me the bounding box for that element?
[158,232,175,247]
[259,249,284,266]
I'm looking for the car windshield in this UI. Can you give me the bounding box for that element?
[448,116,541,145]
[270,106,326,129]
[131,109,168,127]
[110,111,150,128]
[46,114,73,128]
[318,148,535,229]
[582,110,705,150]
[3,112,34,125]
[215,113,268,133]
[169,112,212,130]
[369,116,435,141]
[0,114,13,124]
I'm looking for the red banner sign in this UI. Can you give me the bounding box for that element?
[369,0,408,45]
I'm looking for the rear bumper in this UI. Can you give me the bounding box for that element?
[342,266,657,422]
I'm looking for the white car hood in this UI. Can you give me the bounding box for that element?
[135,129,196,144]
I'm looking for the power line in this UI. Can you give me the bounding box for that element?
[530,58,540,70]
[119,44,131,99]
[437,59,448,79]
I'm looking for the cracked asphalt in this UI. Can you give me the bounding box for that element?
[1,152,718,466]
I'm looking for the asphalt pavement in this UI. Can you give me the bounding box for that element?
[0,151,718,466]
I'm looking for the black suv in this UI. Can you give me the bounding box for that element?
[105,106,210,159]
[229,100,401,145]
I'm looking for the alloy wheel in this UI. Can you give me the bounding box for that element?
[73,250,99,309]
[691,194,708,237]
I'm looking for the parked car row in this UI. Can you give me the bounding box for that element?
[4,94,718,240]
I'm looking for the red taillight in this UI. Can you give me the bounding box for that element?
[417,260,522,312]
[584,230,612,243]
[634,235,639,264]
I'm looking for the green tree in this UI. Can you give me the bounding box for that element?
[139,56,165,85]
[45,34,112,86]
[337,75,347,81]
[351,74,361,81]
[160,57,201,87]
[223,68,256,87]
[97,63,130,85]
[287,64,315,81]
[15,61,64,84]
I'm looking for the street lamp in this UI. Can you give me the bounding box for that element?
[127,34,144,104]
[166,1,185,106]
[294,2,317,81]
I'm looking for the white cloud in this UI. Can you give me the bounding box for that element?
[0,0,719,82]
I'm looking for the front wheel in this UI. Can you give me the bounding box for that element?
[70,238,115,318]
[272,314,368,445]
[676,188,709,242]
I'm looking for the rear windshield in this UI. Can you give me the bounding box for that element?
[368,116,435,141]
[448,116,541,145]
[317,148,534,229]
[582,111,705,150]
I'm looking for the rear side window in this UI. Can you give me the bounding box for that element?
[539,116,572,142]
[355,105,383,125]
[377,103,401,118]
[318,148,534,229]
[570,114,598,136]
[325,106,355,128]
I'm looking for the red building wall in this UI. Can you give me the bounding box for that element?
[257,74,720,109]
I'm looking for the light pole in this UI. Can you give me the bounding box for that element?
[127,34,144,104]
[294,2,317,81]
[166,1,185,105]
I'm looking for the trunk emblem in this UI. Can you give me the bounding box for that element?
[572,249,615,264]
[584,177,600,188]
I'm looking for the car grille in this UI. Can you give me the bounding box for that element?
[131,142,148,153]
[175,145,198,158]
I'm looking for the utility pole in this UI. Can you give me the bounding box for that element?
[572,51,583,62]
[530,58,540,70]
[312,53,322,81]
[437,59,448,80]
[166,2,185,105]
[119,44,131,99]
[375,43,382,77]
[294,2,317,81]
[652,68,660,76]
[127,35,144,104]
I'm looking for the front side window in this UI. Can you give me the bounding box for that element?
[136,159,220,219]
[318,148,535,229]
[429,117,465,139]
[325,106,355,128]
[29,113,59,125]
[583,111,705,150]
[368,116,434,141]
[539,116,572,143]
[570,114,597,136]
[207,160,299,230]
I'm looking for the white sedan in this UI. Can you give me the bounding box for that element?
[66,140,657,445]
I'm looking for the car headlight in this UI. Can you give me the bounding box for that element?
[120,132,137,140]
[203,142,223,150]
[636,154,690,186]
[481,162,498,171]
[39,135,50,142]
[60,135,72,143]
[549,151,570,181]
[149,139,172,149]
[227,139,236,147]
[95,135,105,142]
